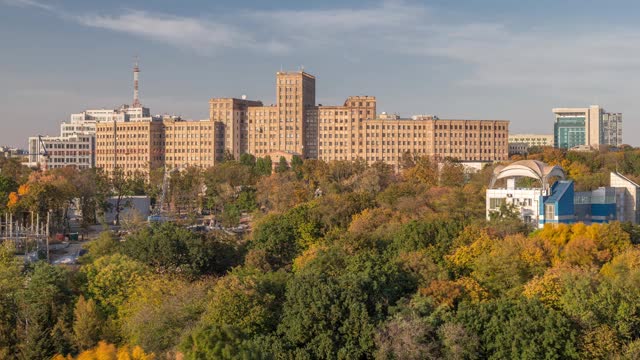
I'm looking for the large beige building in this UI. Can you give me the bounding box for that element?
[312,104,508,168]
[243,71,316,158]
[96,118,221,176]
[209,98,263,161]
[96,70,509,176]
[95,120,164,176]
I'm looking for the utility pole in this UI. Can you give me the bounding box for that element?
[113,118,117,172]
[46,211,50,263]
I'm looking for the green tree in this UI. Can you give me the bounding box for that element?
[255,156,272,176]
[202,270,288,337]
[0,174,18,212]
[0,242,22,358]
[455,297,579,360]
[275,156,289,173]
[82,254,148,316]
[239,153,256,168]
[122,222,244,276]
[290,155,304,179]
[17,262,74,359]
[278,248,414,358]
[73,295,104,351]
[181,325,264,360]
[120,276,210,355]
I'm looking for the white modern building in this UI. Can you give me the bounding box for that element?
[610,172,640,224]
[26,134,95,169]
[487,160,640,228]
[487,160,566,227]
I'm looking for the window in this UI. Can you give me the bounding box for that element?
[489,198,505,209]
[545,204,555,219]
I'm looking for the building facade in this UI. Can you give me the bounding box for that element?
[487,160,639,228]
[85,69,510,175]
[553,105,622,149]
[509,134,554,148]
[27,134,95,170]
[95,120,164,176]
[209,98,263,161]
[244,71,316,159]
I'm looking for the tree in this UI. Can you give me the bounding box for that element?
[239,153,256,168]
[275,156,289,173]
[81,231,119,265]
[255,156,272,176]
[180,325,264,360]
[73,296,104,351]
[202,270,288,337]
[438,322,479,360]
[56,341,155,360]
[121,222,244,276]
[404,156,438,186]
[375,314,441,359]
[108,168,145,226]
[455,298,579,359]
[290,155,304,178]
[17,262,74,359]
[256,172,310,213]
[439,159,465,187]
[119,276,210,355]
[82,254,148,317]
[0,242,22,358]
[167,166,203,215]
[278,249,414,358]
[0,174,18,213]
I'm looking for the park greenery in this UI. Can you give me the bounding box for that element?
[1,147,640,358]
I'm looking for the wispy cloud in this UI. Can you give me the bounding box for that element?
[6,0,640,94]
[74,11,268,53]
[1,0,53,11]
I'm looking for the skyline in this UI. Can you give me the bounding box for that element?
[2,0,639,147]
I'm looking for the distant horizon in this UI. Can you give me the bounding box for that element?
[1,0,638,147]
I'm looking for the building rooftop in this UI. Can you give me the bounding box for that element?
[490,160,566,189]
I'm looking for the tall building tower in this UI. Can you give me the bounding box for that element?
[275,71,316,156]
[132,59,141,107]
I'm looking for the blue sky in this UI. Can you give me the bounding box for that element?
[2,0,640,146]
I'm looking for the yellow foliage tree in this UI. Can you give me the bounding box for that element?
[54,341,154,360]
[293,243,328,272]
[523,268,564,307]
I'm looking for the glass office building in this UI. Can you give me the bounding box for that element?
[553,106,622,149]
[554,116,586,149]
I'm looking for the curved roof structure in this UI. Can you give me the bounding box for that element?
[489,160,565,189]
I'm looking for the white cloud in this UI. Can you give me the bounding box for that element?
[74,10,265,53]
[1,0,53,11]
[6,0,640,90]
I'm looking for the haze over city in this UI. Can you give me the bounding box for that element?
[2,0,640,146]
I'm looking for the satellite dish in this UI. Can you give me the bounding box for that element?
[241,94,247,100]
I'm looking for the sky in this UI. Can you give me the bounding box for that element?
[1,0,640,147]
